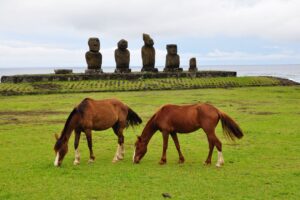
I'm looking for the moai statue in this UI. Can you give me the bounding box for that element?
[115,39,131,73]
[188,57,198,72]
[85,37,102,74]
[164,44,182,72]
[141,33,158,72]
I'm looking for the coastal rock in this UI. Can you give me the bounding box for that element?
[115,39,131,73]
[164,44,182,72]
[141,33,158,72]
[54,69,73,74]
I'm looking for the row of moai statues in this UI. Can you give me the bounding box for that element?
[85,34,198,73]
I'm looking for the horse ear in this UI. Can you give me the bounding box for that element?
[54,133,59,140]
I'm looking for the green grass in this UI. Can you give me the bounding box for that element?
[0,76,283,95]
[0,86,299,199]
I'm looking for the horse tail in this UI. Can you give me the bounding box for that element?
[218,111,244,141]
[126,108,142,128]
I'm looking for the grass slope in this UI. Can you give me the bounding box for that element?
[0,86,299,199]
[0,76,291,96]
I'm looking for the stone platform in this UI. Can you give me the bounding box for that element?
[1,71,236,83]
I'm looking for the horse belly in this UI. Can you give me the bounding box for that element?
[92,116,117,131]
[176,126,199,133]
[171,119,200,133]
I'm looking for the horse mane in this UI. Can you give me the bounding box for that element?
[54,108,77,150]
[140,113,158,143]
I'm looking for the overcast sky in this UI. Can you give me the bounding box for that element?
[0,0,300,69]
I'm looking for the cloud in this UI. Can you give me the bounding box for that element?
[198,48,300,65]
[0,0,299,68]
[0,41,85,67]
[0,0,300,41]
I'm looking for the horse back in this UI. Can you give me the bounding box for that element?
[154,104,201,133]
[77,98,128,130]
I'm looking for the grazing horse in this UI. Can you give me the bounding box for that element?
[54,98,142,167]
[133,103,243,167]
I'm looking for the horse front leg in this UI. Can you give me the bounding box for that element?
[159,131,169,165]
[73,129,81,165]
[112,123,125,163]
[85,129,95,163]
[170,132,185,164]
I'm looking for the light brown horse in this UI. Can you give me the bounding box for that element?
[133,103,243,167]
[54,98,142,167]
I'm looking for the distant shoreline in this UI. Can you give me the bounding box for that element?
[0,64,300,83]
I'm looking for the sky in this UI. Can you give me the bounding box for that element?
[0,0,300,69]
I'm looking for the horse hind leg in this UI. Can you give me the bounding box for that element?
[215,137,224,167]
[73,129,81,165]
[112,122,125,163]
[204,129,224,167]
[84,129,95,163]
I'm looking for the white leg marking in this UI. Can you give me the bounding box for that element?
[73,149,80,165]
[54,152,59,167]
[216,151,224,167]
[112,144,124,163]
[120,144,125,157]
[132,149,136,162]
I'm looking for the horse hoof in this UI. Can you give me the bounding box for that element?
[159,160,167,165]
[88,159,95,164]
[73,160,80,165]
[117,155,124,160]
[112,156,123,163]
[216,163,222,168]
[203,161,211,166]
[178,159,185,164]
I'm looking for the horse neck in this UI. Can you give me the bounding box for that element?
[140,117,157,145]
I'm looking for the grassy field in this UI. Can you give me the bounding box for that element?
[0,86,299,199]
[0,76,290,95]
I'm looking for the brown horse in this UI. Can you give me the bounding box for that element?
[54,98,142,167]
[133,103,243,167]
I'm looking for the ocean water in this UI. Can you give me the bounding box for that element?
[0,65,299,83]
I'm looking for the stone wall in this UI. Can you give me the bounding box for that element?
[1,71,237,83]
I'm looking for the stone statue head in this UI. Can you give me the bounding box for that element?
[88,37,100,52]
[166,44,177,55]
[118,39,128,50]
[190,58,196,66]
[143,33,154,46]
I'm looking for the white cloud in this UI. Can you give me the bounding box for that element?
[200,48,300,62]
[0,0,300,41]
[0,41,85,67]
[0,0,300,68]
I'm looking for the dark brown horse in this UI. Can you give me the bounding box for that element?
[133,103,243,167]
[54,98,142,167]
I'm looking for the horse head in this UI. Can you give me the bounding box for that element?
[53,134,68,167]
[133,136,147,163]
